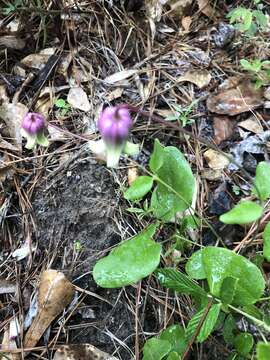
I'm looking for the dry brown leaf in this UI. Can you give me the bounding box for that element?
[0,102,28,152]
[178,70,211,89]
[181,16,192,32]
[106,88,124,101]
[238,117,263,134]
[197,0,215,18]
[0,35,25,50]
[0,84,9,103]
[128,167,139,185]
[0,279,16,294]
[207,81,264,116]
[0,153,15,183]
[53,344,119,360]
[204,149,229,170]
[201,168,223,181]
[1,325,20,360]
[67,87,91,112]
[24,270,74,349]
[14,54,50,77]
[104,69,138,85]
[213,116,235,145]
[145,0,166,22]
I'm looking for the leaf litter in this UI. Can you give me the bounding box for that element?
[1,1,270,360]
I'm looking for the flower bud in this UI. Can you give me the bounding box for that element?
[98,106,132,145]
[21,112,49,149]
[22,112,45,135]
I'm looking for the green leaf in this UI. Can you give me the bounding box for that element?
[167,352,179,360]
[160,325,187,355]
[223,314,236,345]
[142,338,171,360]
[253,10,268,29]
[197,304,221,343]
[253,162,270,201]
[55,98,67,108]
[124,176,154,201]
[186,247,265,306]
[150,146,195,221]
[263,222,270,262]
[93,224,161,288]
[234,333,254,356]
[185,250,206,280]
[149,139,165,173]
[123,141,140,156]
[156,268,207,297]
[240,59,254,72]
[257,342,270,360]
[185,307,205,341]
[182,215,200,230]
[242,304,263,320]
[219,201,263,225]
[220,277,238,305]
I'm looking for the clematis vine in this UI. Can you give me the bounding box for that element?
[21,112,49,149]
[89,105,139,168]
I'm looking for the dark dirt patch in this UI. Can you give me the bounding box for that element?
[33,156,135,359]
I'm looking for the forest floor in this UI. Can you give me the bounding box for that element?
[1,1,270,359]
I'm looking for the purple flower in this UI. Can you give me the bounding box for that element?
[98,106,132,145]
[21,112,46,135]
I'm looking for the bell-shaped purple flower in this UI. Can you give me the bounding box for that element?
[21,112,49,150]
[95,106,134,168]
[98,106,132,145]
[22,112,45,135]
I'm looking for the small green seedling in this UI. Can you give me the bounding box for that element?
[240,59,270,88]
[165,101,197,127]
[227,2,268,36]
[54,98,71,116]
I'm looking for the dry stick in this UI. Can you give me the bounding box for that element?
[182,298,214,360]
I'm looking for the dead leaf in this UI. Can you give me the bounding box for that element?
[48,125,69,142]
[213,116,235,145]
[0,35,25,50]
[181,16,192,32]
[1,322,20,360]
[229,130,270,170]
[12,240,36,261]
[14,54,50,77]
[177,69,211,89]
[0,279,16,294]
[238,117,263,134]
[207,81,264,116]
[204,149,229,170]
[168,0,193,17]
[24,270,74,349]
[106,88,124,101]
[53,344,119,360]
[201,168,223,181]
[264,86,270,100]
[0,102,28,152]
[0,153,15,183]
[197,0,215,18]
[0,84,9,103]
[128,167,138,185]
[145,0,167,22]
[104,69,138,85]
[67,87,91,112]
